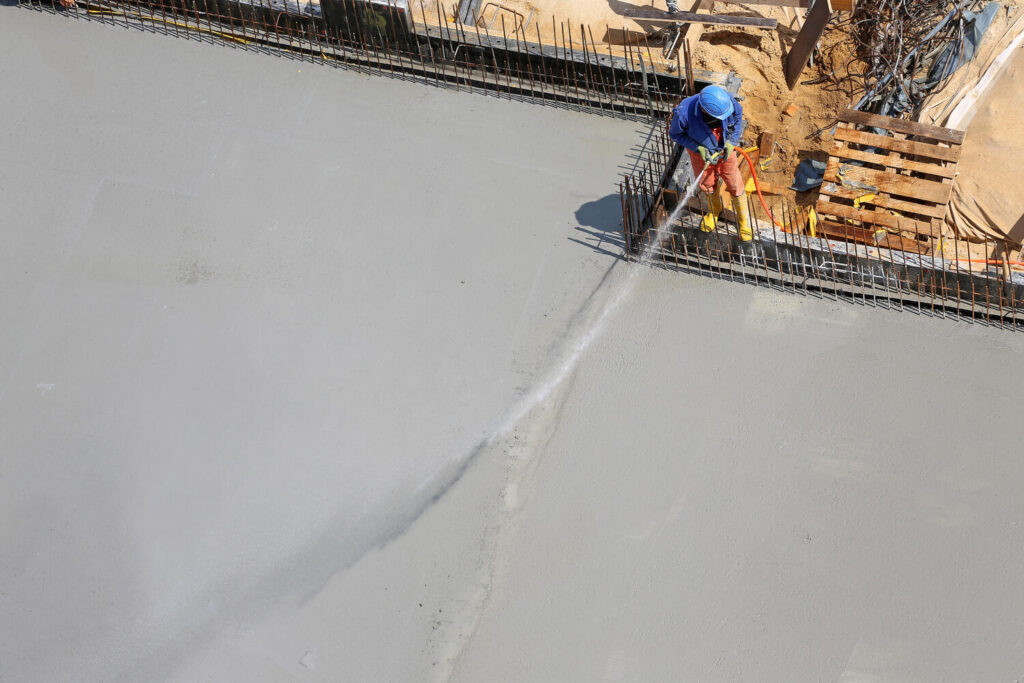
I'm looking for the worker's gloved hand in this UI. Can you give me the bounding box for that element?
[697,145,710,162]
[724,141,735,158]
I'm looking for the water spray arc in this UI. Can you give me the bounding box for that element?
[476,165,706,455]
[640,165,707,263]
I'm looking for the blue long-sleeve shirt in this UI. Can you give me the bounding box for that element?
[668,93,743,154]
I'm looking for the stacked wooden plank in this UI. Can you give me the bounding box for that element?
[814,108,964,253]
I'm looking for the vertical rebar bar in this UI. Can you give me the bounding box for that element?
[500,14,512,97]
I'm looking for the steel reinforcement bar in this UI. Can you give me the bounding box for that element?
[20,0,737,118]
[621,123,1024,330]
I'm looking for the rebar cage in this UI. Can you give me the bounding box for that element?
[621,122,1024,330]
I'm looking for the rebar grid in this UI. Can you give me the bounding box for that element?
[21,0,705,119]
[621,123,1024,330]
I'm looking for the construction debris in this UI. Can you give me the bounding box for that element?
[850,0,1001,117]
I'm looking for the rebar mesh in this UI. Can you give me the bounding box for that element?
[621,122,1024,330]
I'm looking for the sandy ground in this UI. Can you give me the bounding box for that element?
[5,7,1024,683]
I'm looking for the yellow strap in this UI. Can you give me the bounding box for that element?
[853,192,876,210]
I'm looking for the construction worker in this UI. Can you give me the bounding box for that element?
[668,84,753,242]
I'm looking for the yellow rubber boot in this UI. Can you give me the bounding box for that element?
[700,192,724,232]
[732,194,753,242]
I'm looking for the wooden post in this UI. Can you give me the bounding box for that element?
[785,0,831,89]
[758,131,777,164]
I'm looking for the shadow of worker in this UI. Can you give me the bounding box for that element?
[572,194,627,259]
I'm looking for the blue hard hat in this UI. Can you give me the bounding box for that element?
[698,85,734,119]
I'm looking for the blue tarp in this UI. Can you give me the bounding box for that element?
[791,158,827,192]
[927,2,1000,87]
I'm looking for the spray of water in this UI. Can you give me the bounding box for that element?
[477,165,707,447]
[437,164,710,679]
[639,166,706,264]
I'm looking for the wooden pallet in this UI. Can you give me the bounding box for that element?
[815,109,964,251]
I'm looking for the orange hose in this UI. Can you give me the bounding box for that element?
[733,147,787,231]
[957,259,1024,267]
[730,147,1024,268]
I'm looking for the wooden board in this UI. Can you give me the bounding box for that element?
[814,110,965,249]
[679,0,711,49]
[758,131,777,161]
[815,220,929,254]
[823,158,953,205]
[831,142,957,179]
[713,0,854,9]
[838,108,965,145]
[616,6,778,28]
[752,181,785,195]
[832,126,961,163]
[817,200,938,236]
[785,0,831,89]
[820,182,947,219]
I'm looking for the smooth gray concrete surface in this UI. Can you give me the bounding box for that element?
[5,8,1024,683]
[450,275,1024,682]
[0,10,643,682]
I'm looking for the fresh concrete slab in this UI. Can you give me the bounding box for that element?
[450,273,1024,682]
[4,7,1024,683]
[0,9,645,681]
